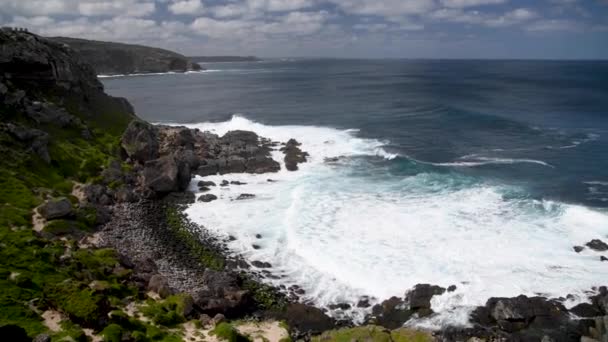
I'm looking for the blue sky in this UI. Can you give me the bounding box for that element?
[1,0,607,59]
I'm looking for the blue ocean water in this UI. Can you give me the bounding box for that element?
[103,60,608,326]
[103,59,608,208]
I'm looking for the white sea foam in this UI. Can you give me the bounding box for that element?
[98,70,211,78]
[179,115,608,328]
[430,157,554,168]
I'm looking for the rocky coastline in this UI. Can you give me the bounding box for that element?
[1,28,608,342]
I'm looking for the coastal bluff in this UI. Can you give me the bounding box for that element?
[51,36,202,76]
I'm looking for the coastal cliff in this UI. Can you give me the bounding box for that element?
[1,28,608,342]
[51,37,202,76]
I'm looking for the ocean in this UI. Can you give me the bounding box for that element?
[103,59,608,327]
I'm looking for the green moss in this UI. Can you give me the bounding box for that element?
[390,328,433,342]
[102,323,124,342]
[52,320,87,342]
[141,294,191,327]
[45,280,107,326]
[165,207,225,271]
[241,278,286,311]
[312,326,433,342]
[279,338,293,342]
[211,322,251,342]
[42,219,86,236]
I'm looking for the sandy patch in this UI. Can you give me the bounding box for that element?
[79,232,102,248]
[182,321,219,342]
[72,182,86,203]
[237,321,289,342]
[42,310,64,332]
[83,328,102,342]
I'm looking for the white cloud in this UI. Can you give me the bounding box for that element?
[439,0,507,8]
[329,0,436,17]
[168,0,204,15]
[429,7,536,27]
[526,19,583,31]
[0,0,156,17]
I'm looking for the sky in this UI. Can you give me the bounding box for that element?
[0,0,607,59]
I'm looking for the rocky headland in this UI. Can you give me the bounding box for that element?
[51,36,202,76]
[1,28,608,342]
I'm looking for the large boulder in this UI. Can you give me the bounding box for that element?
[218,156,246,174]
[272,303,335,335]
[148,274,172,298]
[38,197,73,220]
[586,239,608,252]
[370,296,413,329]
[121,120,159,164]
[143,154,190,194]
[192,270,252,317]
[281,139,308,171]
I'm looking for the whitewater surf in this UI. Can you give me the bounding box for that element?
[178,115,608,328]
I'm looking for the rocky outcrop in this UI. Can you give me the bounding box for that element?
[121,120,159,164]
[281,139,309,171]
[38,198,73,220]
[52,37,202,75]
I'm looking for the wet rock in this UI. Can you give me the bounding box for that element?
[406,284,446,311]
[199,186,211,192]
[245,156,280,173]
[230,181,247,185]
[198,194,218,203]
[570,303,602,318]
[228,235,237,241]
[198,181,216,187]
[574,246,585,253]
[148,274,172,298]
[252,244,261,250]
[587,239,608,252]
[328,303,351,310]
[370,296,412,329]
[196,160,218,177]
[220,180,229,187]
[602,256,608,262]
[121,120,159,164]
[357,297,371,308]
[251,261,272,268]
[38,197,72,220]
[218,156,246,174]
[255,234,262,239]
[236,194,255,200]
[448,285,457,292]
[281,139,308,171]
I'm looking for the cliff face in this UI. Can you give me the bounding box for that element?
[52,37,202,75]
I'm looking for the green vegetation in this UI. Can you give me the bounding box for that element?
[312,326,433,342]
[141,294,192,327]
[211,322,251,342]
[165,206,225,271]
[241,277,287,311]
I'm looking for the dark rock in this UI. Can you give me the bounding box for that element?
[218,156,246,174]
[281,139,308,171]
[192,270,251,316]
[328,303,351,310]
[272,303,335,335]
[148,274,172,298]
[220,180,229,187]
[483,295,572,333]
[196,161,218,177]
[212,313,226,325]
[255,234,262,239]
[4,123,51,163]
[228,235,237,241]
[251,261,272,268]
[574,246,585,253]
[199,314,212,327]
[252,244,261,250]
[0,324,30,342]
[406,284,446,311]
[570,303,602,318]
[198,194,218,203]
[448,285,457,292]
[602,256,608,262]
[230,181,247,185]
[121,120,159,164]
[357,297,371,308]
[236,194,255,200]
[370,296,412,329]
[143,154,190,194]
[586,239,608,252]
[245,156,280,174]
[38,197,73,220]
[199,186,211,192]
[198,181,216,187]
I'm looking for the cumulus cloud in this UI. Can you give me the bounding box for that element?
[439,0,507,8]
[168,0,204,15]
[328,0,436,17]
